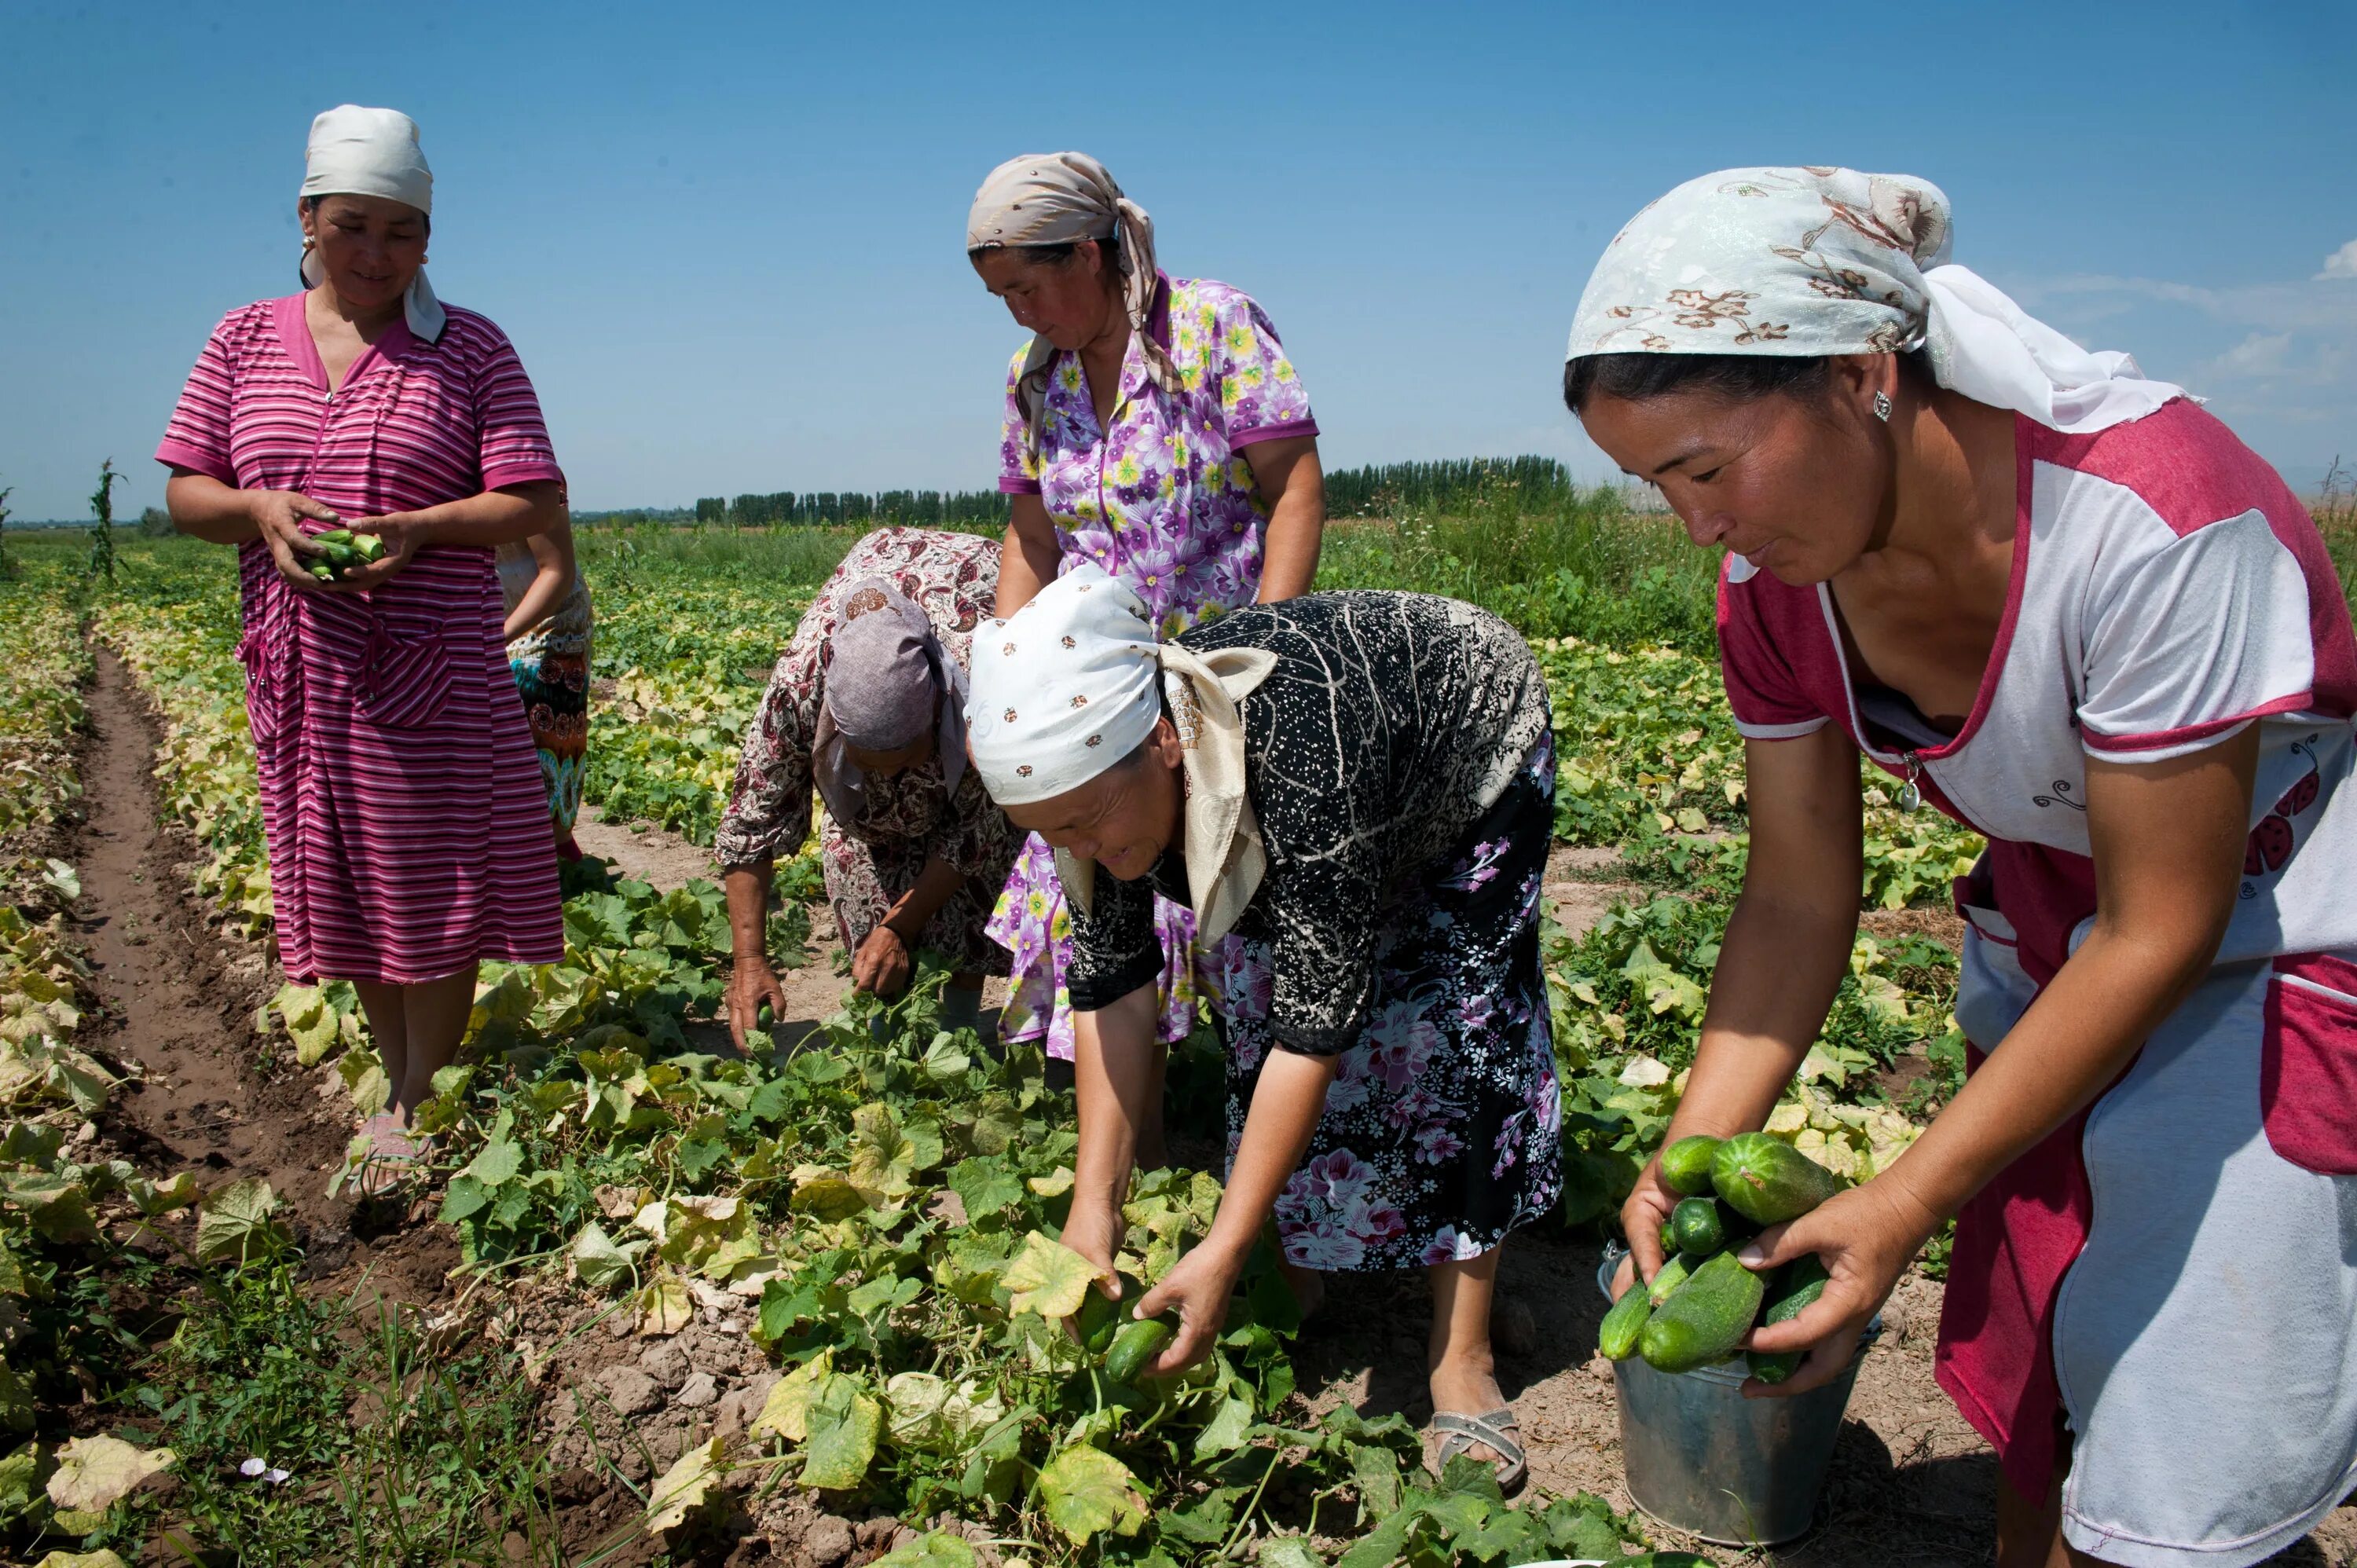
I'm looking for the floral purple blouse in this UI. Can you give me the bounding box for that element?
[997,273,1318,640]
[988,274,1318,1059]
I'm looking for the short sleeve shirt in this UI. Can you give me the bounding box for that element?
[1717,401,2357,969]
[998,274,1317,639]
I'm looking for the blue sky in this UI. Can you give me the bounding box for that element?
[5,0,2354,518]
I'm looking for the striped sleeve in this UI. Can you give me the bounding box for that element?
[1716,559,1829,740]
[155,313,240,483]
[467,322,566,492]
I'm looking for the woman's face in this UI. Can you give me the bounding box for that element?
[1578,374,1890,585]
[845,731,933,778]
[972,243,1118,353]
[999,719,1184,883]
[300,192,427,316]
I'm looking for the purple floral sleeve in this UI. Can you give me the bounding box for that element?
[996,349,1041,495]
[1209,293,1317,448]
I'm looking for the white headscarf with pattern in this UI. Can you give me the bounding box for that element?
[1566,167,2187,436]
[966,564,1276,943]
[967,152,1181,442]
[300,104,445,343]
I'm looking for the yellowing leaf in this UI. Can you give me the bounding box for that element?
[999,1230,1095,1320]
[752,1350,834,1443]
[46,1434,174,1512]
[635,1275,693,1337]
[644,1435,726,1534]
[32,1553,132,1568]
[1036,1443,1149,1544]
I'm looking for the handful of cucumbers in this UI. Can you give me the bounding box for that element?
[303,527,387,581]
[1604,1131,1841,1381]
[1069,1269,1180,1384]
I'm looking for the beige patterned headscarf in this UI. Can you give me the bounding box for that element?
[967,152,1182,439]
[1566,167,2187,435]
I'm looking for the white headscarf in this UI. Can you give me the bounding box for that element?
[966,564,1277,943]
[966,152,1180,441]
[300,105,445,343]
[1566,167,2187,436]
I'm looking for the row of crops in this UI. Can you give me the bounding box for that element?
[0,531,1984,1564]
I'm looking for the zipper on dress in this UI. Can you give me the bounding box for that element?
[1897,751,1924,813]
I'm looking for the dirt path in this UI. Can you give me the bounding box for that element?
[73,647,449,1295]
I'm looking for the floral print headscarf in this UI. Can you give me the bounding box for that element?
[1567,166,2186,434]
[967,152,1182,440]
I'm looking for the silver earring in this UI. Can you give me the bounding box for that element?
[1872,390,1893,422]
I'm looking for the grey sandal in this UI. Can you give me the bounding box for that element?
[1428,1407,1527,1492]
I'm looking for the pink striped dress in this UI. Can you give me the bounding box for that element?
[156,293,566,984]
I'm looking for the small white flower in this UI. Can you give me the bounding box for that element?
[239,1457,267,1478]
[266,1467,291,1484]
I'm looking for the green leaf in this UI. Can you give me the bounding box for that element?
[568,1221,645,1291]
[1193,1394,1254,1460]
[999,1230,1095,1320]
[1036,1443,1150,1544]
[462,1138,522,1187]
[799,1373,882,1491]
[871,1533,977,1568]
[195,1177,284,1263]
[1258,1541,1324,1568]
[438,1176,491,1224]
[945,1156,1024,1222]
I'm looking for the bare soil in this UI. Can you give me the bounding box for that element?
[61,667,2357,1565]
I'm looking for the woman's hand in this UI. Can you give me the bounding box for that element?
[726,953,790,1051]
[1614,1156,1687,1301]
[1135,1235,1247,1376]
[247,490,343,588]
[330,513,428,591]
[1736,1176,1942,1398]
[851,925,911,997]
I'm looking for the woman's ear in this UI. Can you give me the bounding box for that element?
[1829,353,1897,423]
[1149,713,1185,771]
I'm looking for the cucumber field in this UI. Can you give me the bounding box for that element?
[1,480,2352,1568]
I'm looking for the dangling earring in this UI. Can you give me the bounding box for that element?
[1872,390,1893,422]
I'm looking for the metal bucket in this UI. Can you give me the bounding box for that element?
[1597,1243,1876,1546]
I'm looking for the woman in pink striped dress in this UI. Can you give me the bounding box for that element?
[156,106,566,1190]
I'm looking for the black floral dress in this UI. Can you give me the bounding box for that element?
[1067,592,1563,1269]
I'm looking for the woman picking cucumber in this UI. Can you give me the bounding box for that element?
[963,566,1564,1489]
[1571,168,2357,1567]
[156,106,570,1196]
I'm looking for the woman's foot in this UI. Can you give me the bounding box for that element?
[1428,1350,1519,1476]
[353,1112,427,1199]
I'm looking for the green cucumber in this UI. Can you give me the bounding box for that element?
[1072,1272,1146,1356]
[313,528,354,544]
[1657,1219,1676,1255]
[1711,1131,1842,1226]
[352,533,387,562]
[1659,1134,1722,1197]
[1746,1253,1831,1385]
[307,562,335,581]
[1639,1250,1767,1375]
[1598,1276,1654,1361]
[1102,1317,1174,1383]
[1670,1197,1729,1258]
[1644,1250,1695,1308]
